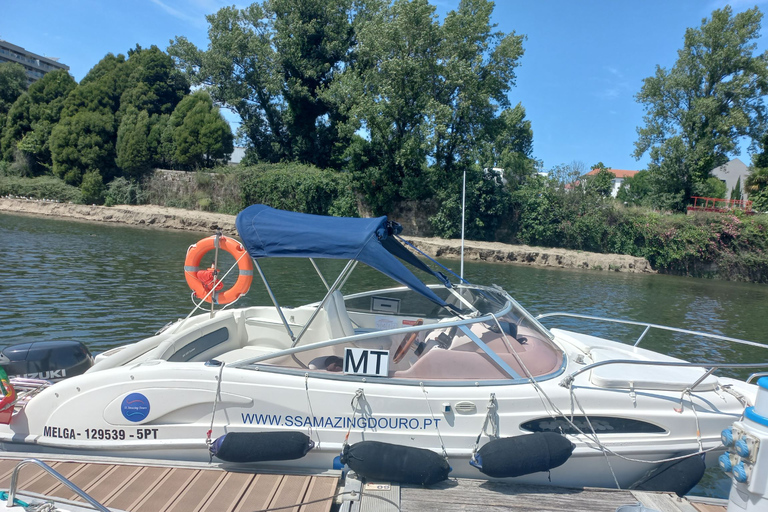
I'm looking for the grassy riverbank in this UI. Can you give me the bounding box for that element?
[2,168,768,283]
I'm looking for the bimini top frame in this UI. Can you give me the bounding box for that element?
[235,204,468,346]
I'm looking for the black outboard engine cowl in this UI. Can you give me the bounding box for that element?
[0,341,93,382]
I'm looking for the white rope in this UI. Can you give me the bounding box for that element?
[488,313,713,478]
[206,362,226,460]
[304,373,320,445]
[420,382,448,460]
[343,388,364,449]
[471,393,498,461]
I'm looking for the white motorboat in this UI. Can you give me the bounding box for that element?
[0,204,765,493]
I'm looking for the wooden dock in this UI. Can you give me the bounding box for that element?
[0,455,339,512]
[0,454,731,512]
[341,474,729,512]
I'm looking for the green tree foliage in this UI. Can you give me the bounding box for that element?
[330,0,530,220]
[617,171,653,206]
[634,6,768,211]
[169,91,234,169]
[147,114,174,168]
[0,62,27,121]
[170,0,532,230]
[48,47,190,184]
[239,163,357,216]
[50,112,116,185]
[0,70,76,174]
[333,0,441,211]
[169,0,360,168]
[429,168,511,240]
[105,176,143,206]
[731,176,743,201]
[585,168,615,197]
[116,109,152,178]
[746,167,768,211]
[80,169,105,204]
[120,45,189,117]
[694,176,727,199]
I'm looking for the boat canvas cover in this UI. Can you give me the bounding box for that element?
[235,205,451,307]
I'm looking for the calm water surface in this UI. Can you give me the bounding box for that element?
[2,212,767,497]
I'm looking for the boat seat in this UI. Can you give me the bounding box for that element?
[393,349,510,380]
[324,291,356,340]
[216,345,281,364]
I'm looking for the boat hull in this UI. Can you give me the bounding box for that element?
[0,359,749,489]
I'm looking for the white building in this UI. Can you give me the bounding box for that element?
[711,158,749,198]
[0,40,69,86]
[584,168,639,197]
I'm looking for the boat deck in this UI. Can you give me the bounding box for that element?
[0,456,339,512]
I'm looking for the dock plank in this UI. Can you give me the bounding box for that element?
[401,479,639,512]
[0,457,339,512]
[233,473,285,512]
[103,466,173,511]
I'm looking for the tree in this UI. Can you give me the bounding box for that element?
[120,45,189,117]
[0,62,27,120]
[634,6,768,210]
[169,0,362,168]
[332,0,442,211]
[50,111,116,185]
[116,109,152,179]
[169,91,234,169]
[617,170,653,206]
[746,166,768,210]
[586,168,615,197]
[330,0,528,215]
[431,0,526,180]
[80,169,105,205]
[730,176,743,201]
[0,69,76,173]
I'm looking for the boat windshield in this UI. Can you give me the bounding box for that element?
[246,285,563,383]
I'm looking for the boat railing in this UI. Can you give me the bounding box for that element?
[7,458,110,512]
[536,312,768,389]
[747,371,768,384]
[558,359,768,389]
[536,312,768,351]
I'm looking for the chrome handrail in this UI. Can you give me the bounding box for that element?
[747,372,768,384]
[8,458,110,512]
[559,359,768,389]
[536,312,768,351]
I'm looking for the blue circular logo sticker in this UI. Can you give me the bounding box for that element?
[121,393,150,422]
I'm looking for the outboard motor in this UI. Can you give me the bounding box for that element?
[0,341,93,382]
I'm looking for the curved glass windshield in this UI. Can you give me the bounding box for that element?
[243,285,563,383]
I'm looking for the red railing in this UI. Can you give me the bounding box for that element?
[688,196,753,213]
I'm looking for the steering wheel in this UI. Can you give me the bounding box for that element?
[393,319,423,363]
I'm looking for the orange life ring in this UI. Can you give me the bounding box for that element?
[184,236,254,304]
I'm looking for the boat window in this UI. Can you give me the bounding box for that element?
[345,289,447,318]
[520,416,666,434]
[254,318,563,382]
[344,285,511,320]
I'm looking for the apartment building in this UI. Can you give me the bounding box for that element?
[0,40,69,85]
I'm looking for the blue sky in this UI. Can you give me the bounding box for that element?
[2,0,766,172]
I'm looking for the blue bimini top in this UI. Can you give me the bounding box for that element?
[235,204,452,308]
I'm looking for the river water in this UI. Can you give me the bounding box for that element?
[2,211,768,497]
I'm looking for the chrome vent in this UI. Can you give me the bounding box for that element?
[453,401,476,414]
